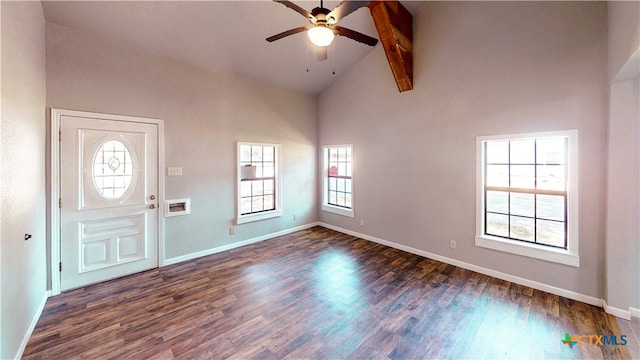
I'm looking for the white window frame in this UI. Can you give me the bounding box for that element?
[321,144,355,218]
[236,142,282,224]
[475,130,579,267]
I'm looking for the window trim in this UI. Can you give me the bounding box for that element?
[321,144,355,218]
[236,142,282,224]
[475,130,579,267]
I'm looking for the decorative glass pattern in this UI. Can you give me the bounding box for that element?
[93,140,134,199]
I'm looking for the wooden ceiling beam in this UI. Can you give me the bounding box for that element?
[368,0,413,92]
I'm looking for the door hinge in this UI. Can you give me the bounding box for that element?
[59,198,62,208]
[58,131,61,142]
[59,262,62,272]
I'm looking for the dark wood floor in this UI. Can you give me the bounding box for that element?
[24,226,630,359]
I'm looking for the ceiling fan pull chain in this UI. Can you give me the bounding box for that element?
[332,40,336,75]
[306,37,310,73]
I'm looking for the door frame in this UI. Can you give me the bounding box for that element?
[50,108,165,295]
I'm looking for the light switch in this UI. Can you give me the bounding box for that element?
[167,167,182,176]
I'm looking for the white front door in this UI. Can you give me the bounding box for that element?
[60,115,158,291]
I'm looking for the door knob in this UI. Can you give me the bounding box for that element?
[149,204,156,209]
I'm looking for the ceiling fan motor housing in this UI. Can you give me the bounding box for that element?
[266,0,379,51]
[311,7,335,24]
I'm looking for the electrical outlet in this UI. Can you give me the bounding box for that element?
[360,219,364,226]
[450,240,456,249]
[293,214,297,221]
[229,226,235,235]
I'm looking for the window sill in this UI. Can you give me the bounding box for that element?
[321,204,354,218]
[237,209,282,224]
[475,235,579,267]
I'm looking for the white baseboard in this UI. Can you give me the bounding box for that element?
[163,222,320,266]
[318,223,606,309]
[603,301,632,320]
[629,306,640,319]
[15,290,50,359]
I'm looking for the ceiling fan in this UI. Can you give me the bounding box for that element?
[266,0,379,61]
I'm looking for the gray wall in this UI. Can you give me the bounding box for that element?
[607,1,640,313]
[45,23,318,262]
[608,1,640,78]
[1,1,48,358]
[2,2,636,356]
[318,1,608,299]
[607,79,639,314]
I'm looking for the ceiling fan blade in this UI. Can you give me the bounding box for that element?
[273,0,313,21]
[333,26,378,47]
[316,46,328,61]
[266,26,310,42]
[327,1,370,24]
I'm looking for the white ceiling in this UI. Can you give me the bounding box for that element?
[41,1,427,95]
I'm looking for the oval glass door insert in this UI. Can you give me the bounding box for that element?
[93,140,134,199]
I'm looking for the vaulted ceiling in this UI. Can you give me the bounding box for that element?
[41,1,427,95]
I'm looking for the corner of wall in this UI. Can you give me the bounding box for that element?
[1,1,48,358]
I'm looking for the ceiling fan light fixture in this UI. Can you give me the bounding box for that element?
[307,25,334,47]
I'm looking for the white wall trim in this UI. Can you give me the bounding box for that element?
[320,144,355,218]
[603,301,632,320]
[475,131,580,267]
[235,142,282,225]
[14,290,50,360]
[318,223,609,310]
[629,306,640,319]
[164,222,320,266]
[50,109,61,295]
[50,108,165,295]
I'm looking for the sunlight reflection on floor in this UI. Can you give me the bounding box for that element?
[313,250,362,312]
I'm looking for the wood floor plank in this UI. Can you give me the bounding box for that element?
[23,226,631,359]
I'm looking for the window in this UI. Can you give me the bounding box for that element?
[322,145,354,217]
[93,140,134,199]
[476,131,579,267]
[237,142,281,224]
